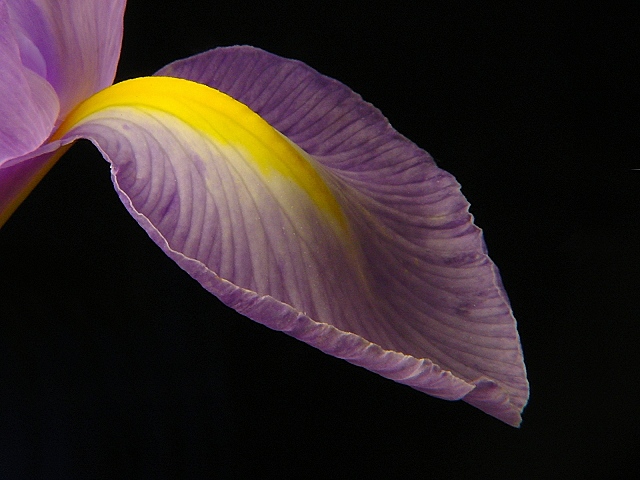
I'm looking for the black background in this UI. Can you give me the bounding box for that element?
[1,1,637,478]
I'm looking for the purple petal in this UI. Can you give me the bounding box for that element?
[61,48,527,425]
[5,0,126,118]
[157,47,529,425]
[0,0,125,227]
[0,1,58,162]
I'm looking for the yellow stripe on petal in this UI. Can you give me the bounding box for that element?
[53,76,347,231]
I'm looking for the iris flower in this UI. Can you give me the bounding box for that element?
[0,0,528,426]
